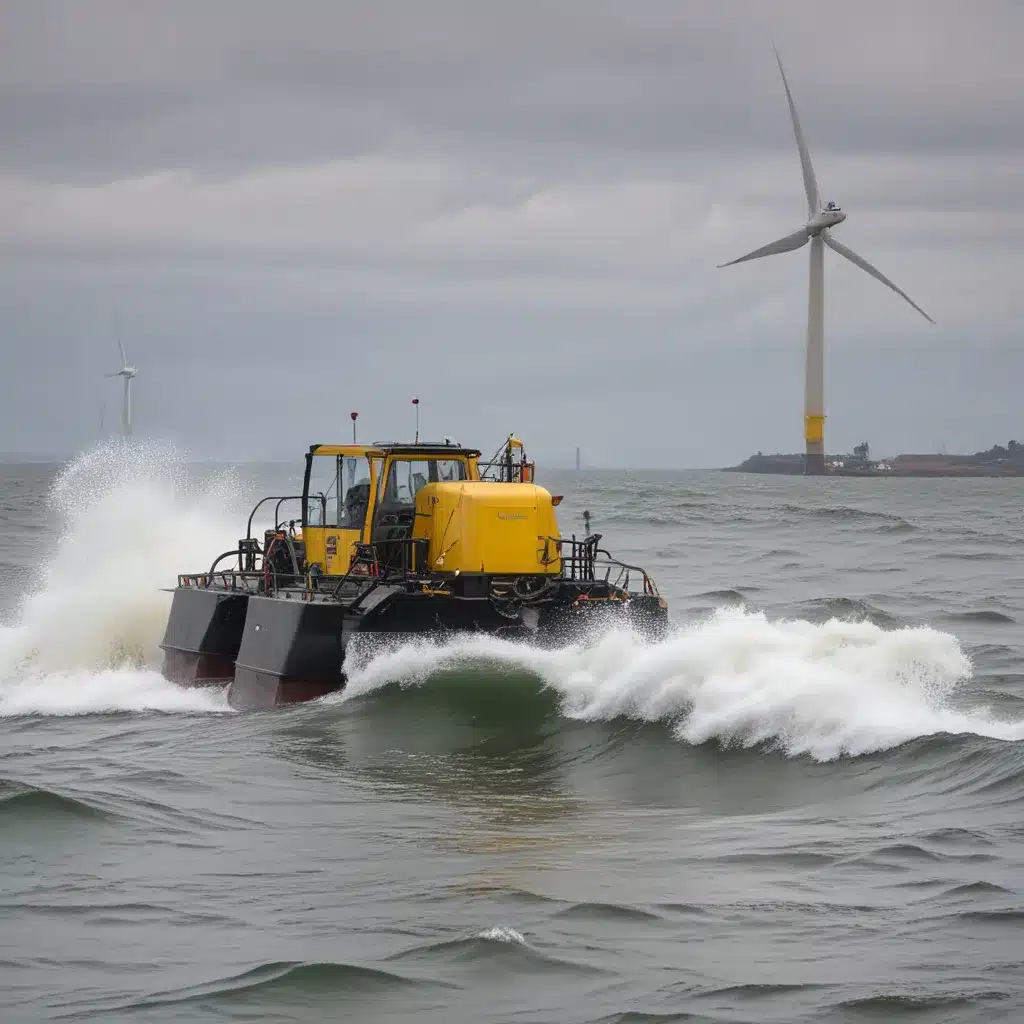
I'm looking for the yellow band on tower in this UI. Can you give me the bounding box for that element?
[804,414,825,444]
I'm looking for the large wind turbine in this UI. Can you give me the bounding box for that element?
[719,47,933,475]
[104,340,138,437]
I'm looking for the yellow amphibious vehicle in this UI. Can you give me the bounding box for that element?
[160,434,667,708]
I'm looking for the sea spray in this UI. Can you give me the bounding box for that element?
[0,666,231,717]
[339,608,1024,760]
[0,440,251,706]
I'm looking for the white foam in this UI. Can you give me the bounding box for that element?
[0,439,248,716]
[340,608,1024,761]
[0,668,231,717]
[477,927,527,945]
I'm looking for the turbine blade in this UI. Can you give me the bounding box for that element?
[718,227,809,267]
[774,45,820,217]
[104,371,121,377]
[822,233,934,323]
[118,338,128,368]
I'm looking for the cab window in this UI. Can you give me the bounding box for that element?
[435,459,467,482]
[382,460,428,506]
[306,454,338,527]
[306,454,372,530]
[339,456,371,530]
[380,458,467,506]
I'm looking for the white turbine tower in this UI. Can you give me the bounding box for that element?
[105,340,138,437]
[719,47,933,475]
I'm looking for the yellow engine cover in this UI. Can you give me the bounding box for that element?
[413,482,562,575]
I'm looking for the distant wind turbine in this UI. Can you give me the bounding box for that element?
[104,339,138,437]
[718,46,933,475]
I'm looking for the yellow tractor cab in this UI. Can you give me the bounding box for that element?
[300,441,480,576]
[298,435,541,579]
[161,432,667,710]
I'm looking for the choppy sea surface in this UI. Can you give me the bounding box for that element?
[1,440,1022,1022]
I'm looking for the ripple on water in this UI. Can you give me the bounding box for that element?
[0,781,113,824]
[834,990,1014,1017]
[78,961,453,1018]
[550,902,666,925]
[384,927,606,978]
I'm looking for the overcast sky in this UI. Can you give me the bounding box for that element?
[0,1,1020,467]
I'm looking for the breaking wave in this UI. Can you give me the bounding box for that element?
[339,609,1023,761]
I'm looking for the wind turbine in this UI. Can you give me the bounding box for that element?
[719,47,933,475]
[104,339,138,437]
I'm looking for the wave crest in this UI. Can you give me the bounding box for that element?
[339,608,1022,761]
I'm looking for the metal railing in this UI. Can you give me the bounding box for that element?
[177,569,265,592]
[328,537,429,598]
[478,436,536,483]
[174,493,316,587]
[544,533,659,596]
[244,494,313,544]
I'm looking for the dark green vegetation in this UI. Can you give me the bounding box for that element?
[728,439,1024,476]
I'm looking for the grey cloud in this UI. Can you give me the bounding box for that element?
[0,1,1021,467]
[2,1,1020,177]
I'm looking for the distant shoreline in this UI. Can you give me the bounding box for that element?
[725,443,1024,477]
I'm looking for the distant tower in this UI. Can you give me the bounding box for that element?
[718,47,933,475]
[104,340,138,437]
[575,446,581,471]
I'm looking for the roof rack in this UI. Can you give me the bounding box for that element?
[371,439,462,448]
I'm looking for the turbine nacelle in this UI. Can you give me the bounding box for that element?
[808,201,846,232]
[717,49,931,325]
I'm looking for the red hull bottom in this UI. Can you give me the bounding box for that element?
[227,666,341,709]
[161,649,235,688]
[160,649,339,707]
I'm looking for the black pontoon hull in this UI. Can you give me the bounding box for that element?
[159,587,248,686]
[159,582,668,710]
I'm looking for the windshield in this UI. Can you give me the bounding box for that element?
[306,454,372,530]
[339,456,371,529]
[380,458,467,506]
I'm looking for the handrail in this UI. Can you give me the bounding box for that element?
[544,535,659,596]
[178,569,265,592]
[275,496,301,530]
[245,494,316,542]
[328,537,427,600]
[199,537,300,593]
[207,549,245,578]
[595,548,658,596]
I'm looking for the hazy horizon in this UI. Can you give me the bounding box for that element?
[2,433,1018,473]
